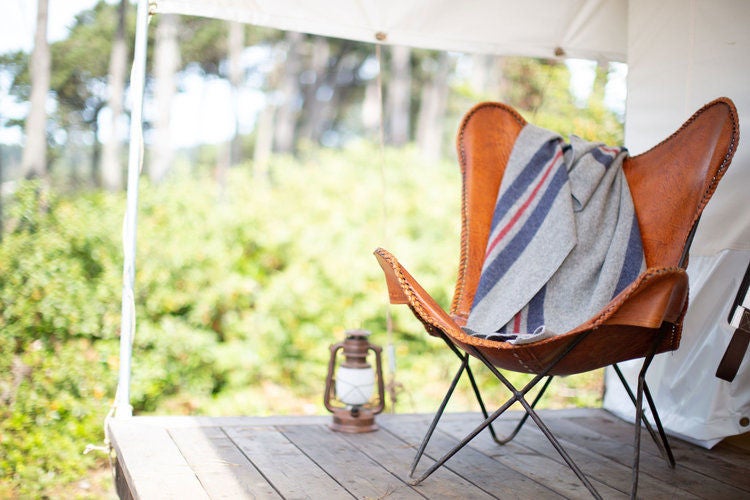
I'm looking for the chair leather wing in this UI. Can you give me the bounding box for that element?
[625,98,739,268]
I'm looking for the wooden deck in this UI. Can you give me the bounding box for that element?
[108,408,750,499]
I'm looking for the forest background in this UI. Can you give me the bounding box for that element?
[0,1,626,497]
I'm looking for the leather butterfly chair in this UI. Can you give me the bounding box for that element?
[374,97,739,499]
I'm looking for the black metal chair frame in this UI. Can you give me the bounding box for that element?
[408,331,676,499]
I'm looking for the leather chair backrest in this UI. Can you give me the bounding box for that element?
[450,98,739,322]
[623,99,738,268]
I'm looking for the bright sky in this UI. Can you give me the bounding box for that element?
[1,0,100,53]
[0,0,252,147]
[1,1,102,143]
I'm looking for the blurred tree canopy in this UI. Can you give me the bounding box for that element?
[0,0,625,190]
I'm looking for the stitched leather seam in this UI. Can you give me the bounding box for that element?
[631,98,736,161]
[380,247,685,356]
[377,249,447,334]
[587,266,685,329]
[511,349,534,371]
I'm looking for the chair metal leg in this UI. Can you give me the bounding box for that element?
[642,380,675,467]
[410,333,503,476]
[632,362,648,498]
[472,346,602,500]
[443,331,553,445]
[630,337,671,500]
[464,361,495,433]
[410,377,533,486]
[442,334,502,442]
[612,363,675,468]
[409,353,469,477]
[411,333,602,498]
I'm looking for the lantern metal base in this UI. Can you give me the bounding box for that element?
[329,408,379,433]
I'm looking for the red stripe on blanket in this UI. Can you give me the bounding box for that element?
[484,147,564,259]
[513,311,522,333]
[600,146,620,155]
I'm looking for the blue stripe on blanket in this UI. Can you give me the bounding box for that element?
[490,139,559,230]
[527,285,547,331]
[591,148,616,169]
[473,163,569,306]
[612,213,645,298]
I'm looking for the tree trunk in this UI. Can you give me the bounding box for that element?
[386,45,411,146]
[589,60,609,106]
[469,53,500,97]
[90,105,103,186]
[149,14,180,184]
[274,31,304,153]
[101,0,128,191]
[253,46,285,179]
[253,104,274,180]
[227,20,244,166]
[20,0,50,180]
[416,52,452,161]
[361,78,380,137]
[296,36,332,144]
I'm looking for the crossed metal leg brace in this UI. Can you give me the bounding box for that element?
[408,332,675,499]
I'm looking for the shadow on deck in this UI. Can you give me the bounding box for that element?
[108,408,750,499]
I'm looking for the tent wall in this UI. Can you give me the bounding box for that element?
[623,0,749,253]
[603,0,750,447]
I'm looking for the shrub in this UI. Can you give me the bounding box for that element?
[0,144,603,496]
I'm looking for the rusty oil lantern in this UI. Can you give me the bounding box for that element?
[324,329,385,432]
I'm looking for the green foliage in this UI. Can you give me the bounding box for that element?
[0,144,604,496]
[513,59,623,145]
[0,181,225,496]
[452,57,624,146]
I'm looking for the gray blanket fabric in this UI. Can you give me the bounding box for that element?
[463,123,645,345]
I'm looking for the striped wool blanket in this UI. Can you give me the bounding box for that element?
[463,123,645,344]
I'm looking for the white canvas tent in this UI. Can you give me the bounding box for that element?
[117,0,750,447]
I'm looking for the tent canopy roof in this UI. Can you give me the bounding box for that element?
[151,0,628,62]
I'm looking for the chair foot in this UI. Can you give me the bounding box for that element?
[626,333,673,498]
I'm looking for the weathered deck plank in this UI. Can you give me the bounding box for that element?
[109,419,209,499]
[547,413,750,498]
[439,415,691,498]
[336,419,496,499]
[225,425,351,499]
[109,409,750,499]
[431,417,625,499]
[280,424,423,499]
[379,417,564,499]
[568,413,750,492]
[168,426,280,499]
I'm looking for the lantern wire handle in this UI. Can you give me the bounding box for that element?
[375,42,402,412]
